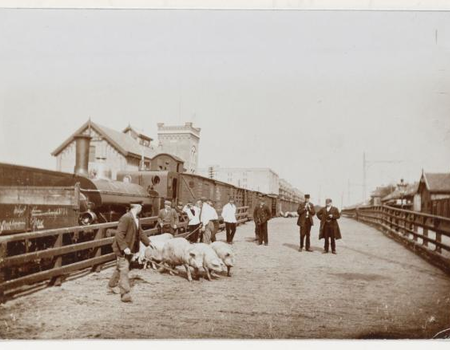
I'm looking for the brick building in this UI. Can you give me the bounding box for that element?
[52,120,189,179]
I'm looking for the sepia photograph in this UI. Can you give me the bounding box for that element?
[0,0,450,343]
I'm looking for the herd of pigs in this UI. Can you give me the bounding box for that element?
[134,234,236,282]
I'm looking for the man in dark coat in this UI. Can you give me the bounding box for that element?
[297,194,315,252]
[316,198,342,254]
[157,200,179,234]
[108,201,150,303]
[253,196,272,246]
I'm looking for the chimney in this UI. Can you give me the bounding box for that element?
[74,134,91,177]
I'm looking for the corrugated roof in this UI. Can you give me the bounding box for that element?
[423,173,450,193]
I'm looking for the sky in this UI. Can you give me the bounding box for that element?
[0,9,449,207]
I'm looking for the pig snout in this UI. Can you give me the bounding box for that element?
[188,250,203,269]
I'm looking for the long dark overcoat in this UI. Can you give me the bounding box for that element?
[253,204,271,225]
[316,206,342,240]
[112,212,150,257]
[297,202,315,227]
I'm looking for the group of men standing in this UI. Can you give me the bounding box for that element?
[157,197,238,245]
[297,194,342,254]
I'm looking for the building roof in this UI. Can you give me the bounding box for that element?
[122,125,153,141]
[371,187,386,197]
[421,172,450,193]
[52,120,183,162]
[382,182,419,202]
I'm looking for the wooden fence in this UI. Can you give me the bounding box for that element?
[342,205,450,272]
[0,206,249,303]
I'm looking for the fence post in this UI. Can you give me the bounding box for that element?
[412,213,418,241]
[434,219,442,253]
[402,212,408,237]
[49,233,63,287]
[423,216,429,247]
[91,228,105,273]
[0,241,6,304]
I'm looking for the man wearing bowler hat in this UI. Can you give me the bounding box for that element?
[297,194,315,252]
[108,201,150,303]
[316,198,342,254]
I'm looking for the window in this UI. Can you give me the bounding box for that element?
[89,146,96,162]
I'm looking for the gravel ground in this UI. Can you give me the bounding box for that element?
[1,217,450,339]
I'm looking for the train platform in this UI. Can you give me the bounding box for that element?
[1,217,450,339]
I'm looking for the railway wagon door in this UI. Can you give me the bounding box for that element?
[271,197,277,217]
[172,178,178,202]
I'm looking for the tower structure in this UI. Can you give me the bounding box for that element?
[157,122,201,174]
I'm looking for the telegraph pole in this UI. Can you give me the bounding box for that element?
[362,152,403,203]
[348,179,363,206]
[363,152,366,203]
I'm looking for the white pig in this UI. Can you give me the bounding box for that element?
[193,243,225,281]
[160,237,204,282]
[211,241,235,277]
[142,233,174,269]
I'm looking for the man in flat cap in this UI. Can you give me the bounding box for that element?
[222,197,238,244]
[200,198,218,244]
[297,194,315,252]
[207,200,219,242]
[182,199,201,243]
[253,195,272,246]
[316,198,342,254]
[108,201,150,303]
[157,200,179,234]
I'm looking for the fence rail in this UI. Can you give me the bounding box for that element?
[342,205,450,272]
[0,206,249,303]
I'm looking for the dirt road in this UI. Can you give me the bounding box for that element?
[1,217,450,339]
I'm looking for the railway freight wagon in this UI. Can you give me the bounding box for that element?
[0,135,157,235]
[117,170,283,219]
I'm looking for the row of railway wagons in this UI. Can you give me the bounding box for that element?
[0,162,302,236]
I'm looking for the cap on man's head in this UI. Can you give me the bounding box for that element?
[164,200,172,206]
[200,196,207,202]
[305,194,310,199]
[130,200,143,206]
[326,198,332,204]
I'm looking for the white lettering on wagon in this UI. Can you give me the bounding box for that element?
[13,205,27,217]
[31,207,69,218]
[30,217,45,230]
[0,220,27,233]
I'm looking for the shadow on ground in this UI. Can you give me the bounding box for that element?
[282,243,323,252]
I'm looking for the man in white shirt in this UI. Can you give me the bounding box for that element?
[207,200,219,242]
[200,198,217,244]
[183,200,201,243]
[222,198,237,244]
